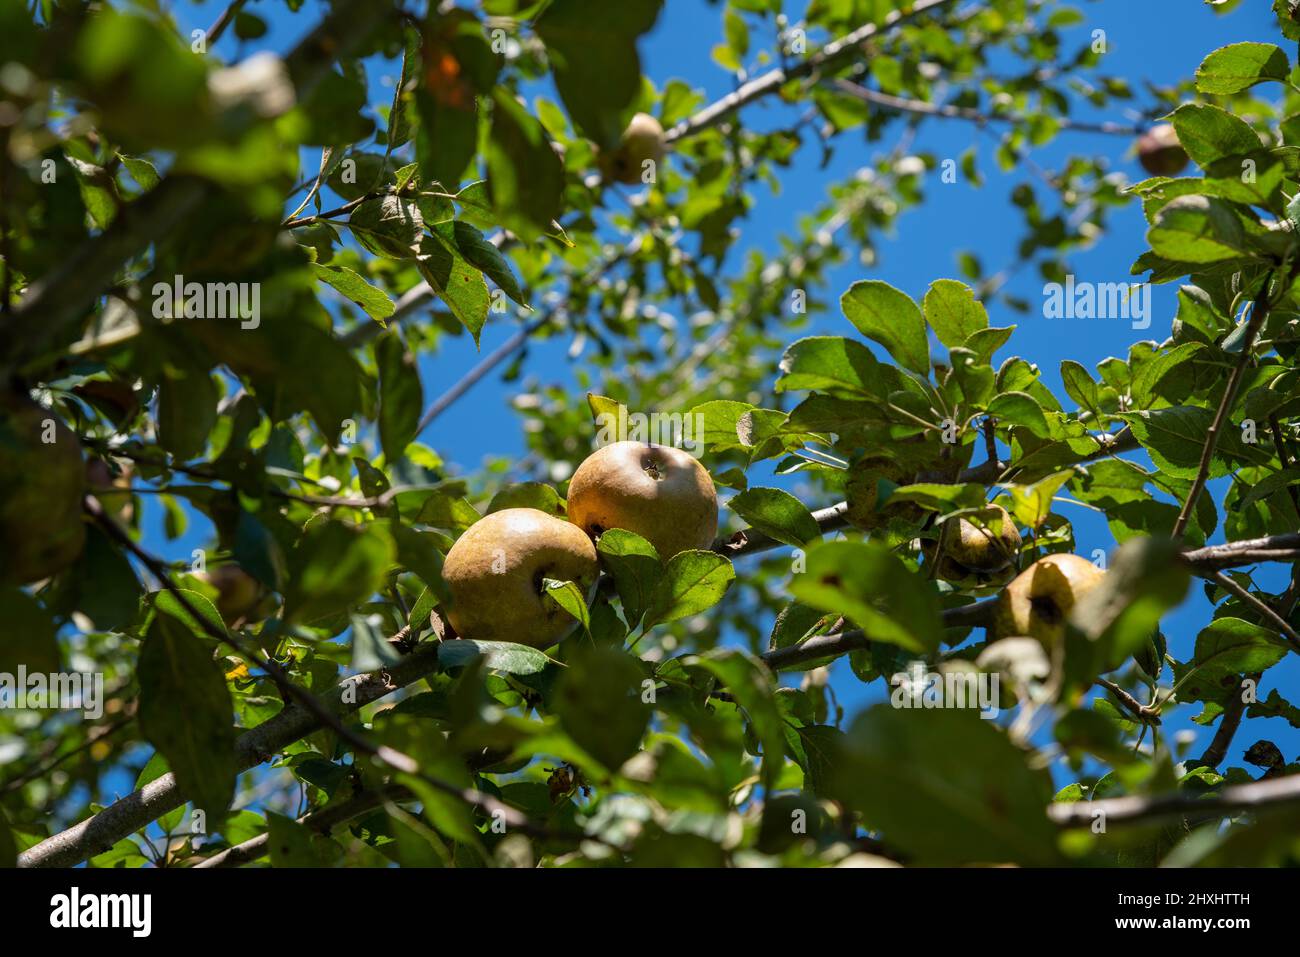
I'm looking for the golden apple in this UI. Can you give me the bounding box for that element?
[566,441,717,559]
[991,553,1106,646]
[442,507,599,648]
[927,503,1022,579]
[601,112,665,185]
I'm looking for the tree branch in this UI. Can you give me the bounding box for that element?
[0,0,395,375]
[1172,275,1275,539]
[829,79,1142,135]
[1048,771,1300,828]
[17,642,442,867]
[663,0,964,144]
[760,599,997,671]
[194,785,408,868]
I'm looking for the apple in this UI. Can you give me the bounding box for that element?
[442,507,599,648]
[991,553,1106,646]
[566,441,717,559]
[1137,124,1189,177]
[601,112,666,185]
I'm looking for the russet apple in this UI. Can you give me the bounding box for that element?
[992,553,1106,646]
[1137,124,1189,177]
[601,112,666,185]
[442,507,599,648]
[927,503,1022,580]
[565,441,717,559]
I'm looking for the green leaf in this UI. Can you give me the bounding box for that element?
[685,400,756,453]
[1190,617,1290,678]
[437,638,554,675]
[1168,103,1262,167]
[310,263,395,324]
[0,588,60,674]
[387,29,421,150]
[689,648,785,790]
[487,90,565,241]
[350,613,402,673]
[376,331,423,463]
[923,279,988,348]
[1130,342,1204,407]
[153,588,226,642]
[452,221,526,306]
[418,224,491,345]
[138,612,238,819]
[555,644,649,769]
[841,280,930,374]
[157,362,217,461]
[1147,194,1251,264]
[776,336,883,396]
[413,492,481,531]
[987,391,1050,438]
[1195,42,1290,95]
[644,550,736,628]
[535,0,663,147]
[830,705,1061,865]
[347,194,424,259]
[118,153,160,190]
[284,521,393,625]
[1065,537,1190,682]
[1060,359,1102,414]
[487,482,563,516]
[1122,406,1245,480]
[727,487,822,547]
[596,528,663,629]
[0,809,15,868]
[790,540,942,654]
[267,812,341,867]
[542,577,591,634]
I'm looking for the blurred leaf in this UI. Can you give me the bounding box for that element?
[555,644,648,769]
[791,540,941,654]
[138,612,237,819]
[437,639,554,675]
[830,705,1061,865]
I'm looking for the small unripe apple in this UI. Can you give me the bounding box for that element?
[566,441,718,559]
[442,507,599,648]
[601,112,665,185]
[0,392,86,585]
[991,553,1106,647]
[1137,124,1188,177]
[196,564,266,626]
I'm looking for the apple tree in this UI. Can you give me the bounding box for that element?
[2,0,1299,870]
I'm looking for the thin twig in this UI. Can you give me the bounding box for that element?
[1172,274,1276,538]
[830,79,1142,135]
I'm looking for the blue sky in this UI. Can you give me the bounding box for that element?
[148,0,1298,786]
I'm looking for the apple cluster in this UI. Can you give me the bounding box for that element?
[442,441,717,648]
